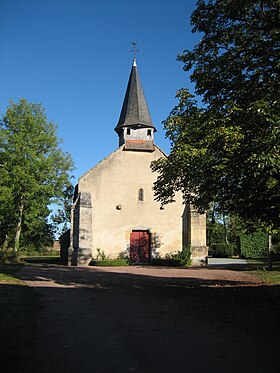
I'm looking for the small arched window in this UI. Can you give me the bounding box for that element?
[138,188,144,202]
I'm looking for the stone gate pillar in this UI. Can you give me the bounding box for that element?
[183,204,208,266]
[68,191,92,266]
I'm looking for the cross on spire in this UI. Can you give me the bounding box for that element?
[129,41,141,61]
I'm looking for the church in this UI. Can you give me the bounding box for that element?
[66,58,207,266]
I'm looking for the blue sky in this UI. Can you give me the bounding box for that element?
[0,0,200,183]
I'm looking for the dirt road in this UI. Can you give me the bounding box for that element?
[19,265,279,373]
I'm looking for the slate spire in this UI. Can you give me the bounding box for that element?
[114,59,156,134]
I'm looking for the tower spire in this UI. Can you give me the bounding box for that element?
[114,55,156,150]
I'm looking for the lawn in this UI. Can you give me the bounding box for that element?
[0,264,38,373]
[246,259,280,285]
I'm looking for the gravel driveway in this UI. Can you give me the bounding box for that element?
[19,264,279,373]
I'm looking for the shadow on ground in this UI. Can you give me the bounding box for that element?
[14,264,280,373]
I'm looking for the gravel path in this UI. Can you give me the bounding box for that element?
[19,264,279,373]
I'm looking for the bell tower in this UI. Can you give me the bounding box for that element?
[114,58,156,151]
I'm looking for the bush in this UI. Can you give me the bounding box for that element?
[19,250,59,257]
[240,231,268,258]
[90,259,129,266]
[164,246,192,266]
[211,243,234,258]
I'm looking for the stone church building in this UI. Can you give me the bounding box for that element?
[66,59,207,266]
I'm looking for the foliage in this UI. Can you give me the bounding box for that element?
[90,259,129,266]
[240,231,268,258]
[207,220,226,247]
[90,249,129,266]
[51,183,75,237]
[207,203,229,244]
[19,248,59,257]
[96,248,109,261]
[271,230,280,257]
[152,0,280,230]
[0,99,74,255]
[165,246,192,266]
[211,243,234,258]
[21,208,54,249]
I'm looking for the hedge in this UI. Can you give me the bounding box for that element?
[240,231,268,258]
[90,259,129,266]
[211,243,234,258]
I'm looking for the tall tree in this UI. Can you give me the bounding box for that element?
[152,0,280,229]
[0,99,74,253]
[51,183,74,237]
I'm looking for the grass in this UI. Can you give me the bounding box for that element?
[0,263,23,283]
[90,258,130,266]
[253,269,280,284]
[0,263,38,372]
[246,259,280,285]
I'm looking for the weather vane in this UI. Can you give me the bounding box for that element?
[129,41,142,59]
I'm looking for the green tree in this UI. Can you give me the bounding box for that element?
[51,183,74,237]
[152,0,280,229]
[0,98,74,254]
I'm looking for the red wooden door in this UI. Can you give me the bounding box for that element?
[130,231,150,263]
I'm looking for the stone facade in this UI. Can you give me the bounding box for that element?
[68,145,207,266]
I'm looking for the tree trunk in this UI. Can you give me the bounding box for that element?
[267,233,272,271]
[14,203,24,253]
[208,204,216,247]
[222,213,229,244]
[2,235,9,251]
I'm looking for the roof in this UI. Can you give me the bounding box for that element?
[124,139,155,152]
[115,59,156,133]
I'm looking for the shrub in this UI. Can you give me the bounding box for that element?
[164,246,192,266]
[18,250,59,257]
[211,243,234,258]
[90,259,129,267]
[240,231,268,258]
[96,249,109,260]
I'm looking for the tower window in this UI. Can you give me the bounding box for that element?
[138,188,144,201]
[147,129,152,136]
[127,128,131,135]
